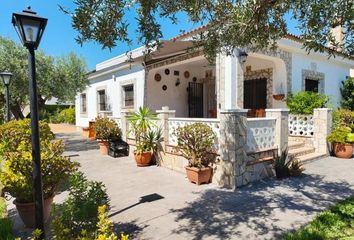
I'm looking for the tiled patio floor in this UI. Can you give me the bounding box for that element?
[9,131,354,239]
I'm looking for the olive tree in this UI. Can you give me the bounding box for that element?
[61,0,354,60]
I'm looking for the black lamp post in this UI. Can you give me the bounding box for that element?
[12,7,47,237]
[0,72,13,122]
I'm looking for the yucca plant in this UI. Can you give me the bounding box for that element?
[128,107,158,153]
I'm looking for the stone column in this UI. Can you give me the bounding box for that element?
[156,106,176,151]
[213,109,248,189]
[218,50,245,111]
[313,108,332,155]
[266,109,289,155]
[120,109,132,141]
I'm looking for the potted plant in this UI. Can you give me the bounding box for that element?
[145,128,164,165]
[0,119,79,228]
[327,126,354,159]
[94,116,122,155]
[175,123,216,185]
[128,107,158,166]
[288,159,305,177]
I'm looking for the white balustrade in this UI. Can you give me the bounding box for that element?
[288,114,314,137]
[168,118,220,148]
[247,118,276,152]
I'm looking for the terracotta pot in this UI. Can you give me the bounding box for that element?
[333,143,353,159]
[134,152,152,167]
[14,196,54,228]
[185,166,212,185]
[98,140,110,155]
[273,94,285,101]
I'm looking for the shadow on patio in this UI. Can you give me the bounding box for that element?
[171,174,354,240]
[56,133,99,152]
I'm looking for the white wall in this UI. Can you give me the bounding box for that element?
[291,53,352,108]
[146,62,214,117]
[75,64,145,127]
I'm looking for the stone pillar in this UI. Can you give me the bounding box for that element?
[266,109,289,155]
[156,106,176,150]
[213,109,248,189]
[120,109,132,141]
[313,108,332,155]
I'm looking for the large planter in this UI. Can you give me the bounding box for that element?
[185,166,212,185]
[14,196,54,228]
[333,143,353,159]
[134,152,152,167]
[98,140,110,155]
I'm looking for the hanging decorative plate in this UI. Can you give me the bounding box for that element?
[154,73,161,82]
[174,70,180,76]
[164,69,170,75]
[184,71,190,78]
[162,85,167,91]
[192,77,197,82]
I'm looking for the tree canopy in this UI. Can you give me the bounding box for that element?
[0,37,88,119]
[63,0,354,59]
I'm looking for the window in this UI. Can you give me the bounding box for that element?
[123,85,134,108]
[80,93,87,113]
[97,89,107,111]
[305,79,319,92]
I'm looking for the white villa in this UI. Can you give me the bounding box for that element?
[76,27,354,126]
[75,26,354,189]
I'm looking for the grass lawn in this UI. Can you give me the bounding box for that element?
[0,196,14,240]
[284,197,354,240]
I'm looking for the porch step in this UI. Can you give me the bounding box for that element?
[289,147,315,158]
[288,141,305,151]
[294,152,327,164]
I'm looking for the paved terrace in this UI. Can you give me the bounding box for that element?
[8,128,354,240]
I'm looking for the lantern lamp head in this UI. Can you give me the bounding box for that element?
[12,7,47,50]
[0,72,13,86]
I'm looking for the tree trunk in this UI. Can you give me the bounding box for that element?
[11,103,25,120]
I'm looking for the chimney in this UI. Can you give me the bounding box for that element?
[329,26,345,52]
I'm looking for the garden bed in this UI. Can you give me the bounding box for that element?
[284,197,354,239]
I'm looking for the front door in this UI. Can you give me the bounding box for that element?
[188,82,203,118]
[244,78,267,117]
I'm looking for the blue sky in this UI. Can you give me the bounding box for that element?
[0,1,299,69]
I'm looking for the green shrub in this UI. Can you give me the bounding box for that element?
[0,119,79,202]
[175,123,216,168]
[333,109,354,129]
[327,126,353,144]
[41,105,73,122]
[94,116,122,141]
[286,91,329,114]
[56,107,76,124]
[52,172,109,239]
[340,77,354,111]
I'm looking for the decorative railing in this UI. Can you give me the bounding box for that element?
[168,118,220,148]
[288,114,314,137]
[246,118,276,152]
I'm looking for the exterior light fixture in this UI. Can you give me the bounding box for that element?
[12,7,48,238]
[0,72,13,122]
[238,50,248,64]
